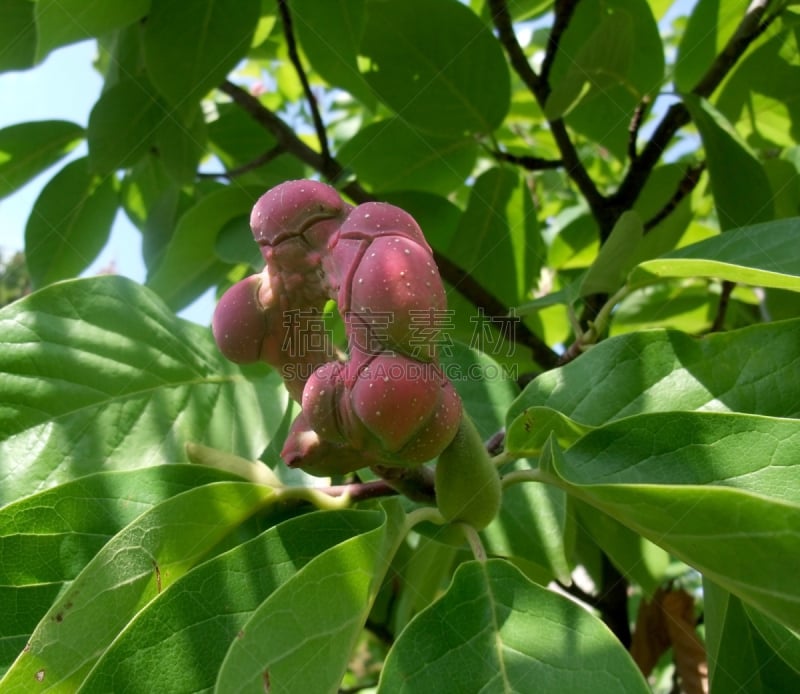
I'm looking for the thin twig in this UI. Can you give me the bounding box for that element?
[277,0,332,163]
[197,144,284,180]
[643,162,706,233]
[627,97,651,164]
[710,280,736,332]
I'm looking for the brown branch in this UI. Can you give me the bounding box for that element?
[218,79,560,368]
[277,0,331,163]
[611,0,777,216]
[197,144,284,180]
[319,478,400,503]
[539,0,580,95]
[710,280,736,332]
[627,97,652,164]
[643,162,706,233]
[487,0,607,231]
[491,149,563,171]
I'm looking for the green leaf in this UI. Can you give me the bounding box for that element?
[629,217,800,291]
[78,509,380,692]
[547,0,664,158]
[215,501,408,693]
[506,406,594,457]
[573,501,670,597]
[0,275,287,505]
[744,604,800,677]
[704,580,800,692]
[0,120,84,200]
[292,0,375,107]
[143,0,260,115]
[0,465,238,670]
[24,157,118,288]
[337,118,478,195]
[448,167,541,307]
[153,109,207,184]
[579,210,643,296]
[34,0,149,62]
[508,318,800,427]
[0,0,36,71]
[542,413,800,631]
[684,95,774,230]
[0,481,275,690]
[87,78,162,175]
[146,185,261,310]
[378,559,649,693]
[716,25,800,149]
[674,0,750,93]
[380,191,462,252]
[360,0,510,136]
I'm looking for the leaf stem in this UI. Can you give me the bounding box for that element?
[456,522,488,562]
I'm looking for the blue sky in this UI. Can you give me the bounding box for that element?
[0,41,215,324]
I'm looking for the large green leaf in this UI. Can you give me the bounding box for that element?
[541,412,800,631]
[447,167,541,307]
[337,118,478,195]
[0,0,36,71]
[0,275,287,505]
[34,0,149,62]
[0,465,238,671]
[24,157,118,288]
[684,95,774,230]
[704,580,800,692]
[507,318,800,431]
[716,22,800,149]
[292,0,375,107]
[360,0,510,136]
[546,0,664,158]
[146,185,261,310]
[0,481,275,690]
[87,78,162,175]
[78,509,380,692]
[0,121,84,200]
[377,559,650,693]
[143,0,260,115]
[215,501,407,693]
[628,217,800,290]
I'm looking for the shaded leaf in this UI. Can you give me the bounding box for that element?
[378,559,650,693]
[0,465,238,671]
[0,120,84,200]
[684,95,774,230]
[448,167,541,307]
[146,186,262,310]
[0,481,275,690]
[360,0,510,136]
[292,0,375,106]
[87,78,162,175]
[24,157,117,288]
[34,0,149,62]
[143,0,260,115]
[0,0,37,71]
[337,118,478,195]
[215,501,407,693]
[541,413,800,631]
[0,275,287,505]
[79,509,381,692]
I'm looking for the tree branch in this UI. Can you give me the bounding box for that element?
[487,0,607,231]
[610,0,777,215]
[277,0,331,163]
[197,144,284,180]
[490,149,563,171]
[539,0,580,95]
[643,162,706,233]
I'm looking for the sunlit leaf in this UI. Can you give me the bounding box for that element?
[0,275,287,505]
[378,559,650,693]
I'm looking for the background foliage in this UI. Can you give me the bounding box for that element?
[2,0,800,691]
